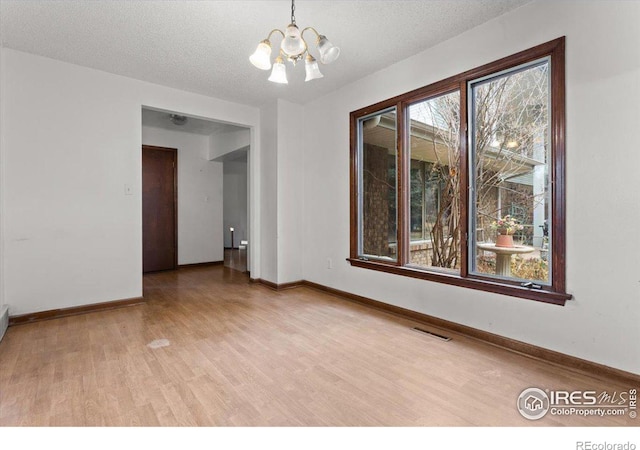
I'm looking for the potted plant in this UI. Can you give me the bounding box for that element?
[490,215,524,248]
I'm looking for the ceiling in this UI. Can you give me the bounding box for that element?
[0,0,530,107]
[142,107,246,135]
[215,148,248,164]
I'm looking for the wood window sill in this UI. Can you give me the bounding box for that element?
[347,258,571,306]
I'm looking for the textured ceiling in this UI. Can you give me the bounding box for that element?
[0,0,530,107]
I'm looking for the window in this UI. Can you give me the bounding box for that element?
[408,91,461,273]
[469,59,552,285]
[349,38,569,305]
[358,108,398,261]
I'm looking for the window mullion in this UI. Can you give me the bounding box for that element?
[421,162,427,241]
[397,101,409,266]
[459,80,470,278]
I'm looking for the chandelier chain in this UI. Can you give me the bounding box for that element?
[291,0,296,24]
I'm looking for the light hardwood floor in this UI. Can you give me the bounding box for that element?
[224,248,247,273]
[0,266,636,426]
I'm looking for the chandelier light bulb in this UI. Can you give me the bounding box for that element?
[281,23,306,57]
[268,55,288,84]
[249,40,272,70]
[304,54,323,82]
[317,35,340,64]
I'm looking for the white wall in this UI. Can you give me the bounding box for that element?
[0,43,4,311]
[302,1,640,374]
[223,159,248,248]
[142,126,224,265]
[209,129,250,161]
[259,102,278,283]
[277,99,304,284]
[257,99,305,284]
[1,48,260,315]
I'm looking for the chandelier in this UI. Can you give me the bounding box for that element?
[249,0,340,84]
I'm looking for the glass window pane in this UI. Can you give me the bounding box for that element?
[408,91,461,273]
[359,109,397,261]
[470,60,551,284]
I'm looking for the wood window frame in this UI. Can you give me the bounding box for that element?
[349,37,570,306]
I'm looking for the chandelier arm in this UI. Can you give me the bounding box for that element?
[299,36,309,56]
[266,28,286,40]
[301,26,321,42]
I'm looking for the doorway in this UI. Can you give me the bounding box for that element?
[142,145,177,273]
[221,148,249,273]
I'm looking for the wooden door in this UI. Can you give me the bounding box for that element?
[142,146,177,273]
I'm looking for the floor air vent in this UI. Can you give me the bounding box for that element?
[412,327,451,342]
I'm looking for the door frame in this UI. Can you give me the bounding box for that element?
[142,145,178,271]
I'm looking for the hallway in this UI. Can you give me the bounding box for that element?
[224,248,247,273]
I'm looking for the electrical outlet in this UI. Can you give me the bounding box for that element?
[327,258,333,269]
